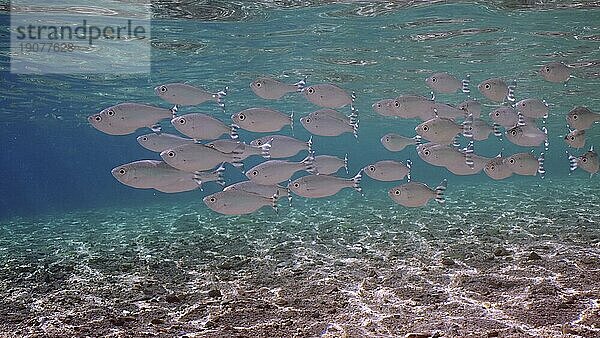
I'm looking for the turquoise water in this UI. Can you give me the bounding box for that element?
[1,1,599,337]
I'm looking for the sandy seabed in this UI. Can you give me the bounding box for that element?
[0,178,598,338]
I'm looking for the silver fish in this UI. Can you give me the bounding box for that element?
[564,129,586,149]
[155,83,227,110]
[372,95,434,119]
[245,155,316,185]
[471,118,500,141]
[388,179,447,208]
[313,154,348,175]
[300,107,359,138]
[137,133,194,152]
[156,165,225,193]
[566,106,600,130]
[171,113,237,141]
[506,124,548,149]
[224,181,289,200]
[415,115,473,145]
[206,139,271,160]
[380,133,421,152]
[203,189,278,215]
[417,143,467,168]
[88,103,175,135]
[446,153,491,176]
[425,72,470,94]
[288,172,362,198]
[364,160,411,182]
[539,62,572,83]
[515,99,549,119]
[112,160,196,189]
[250,76,306,100]
[432,102,467,120]
[569,146,599,176]
[489,106,534,128]
[478,78,515,102]
[506,152,545,177]
[302,83,354,108]
[483,155,513,180]
[250,135,311,159]
[160,143,243,172]
[231,107,293,133]
[458,99,482,118]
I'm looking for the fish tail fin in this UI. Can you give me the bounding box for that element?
[568,152,578,173]
[430,91,436,101]
[285,183,293,206]
[349,104,359,125]
[307,136,313,153]
[435,179,448,205]
[294,76,307,92]
[303,154,317,174]
[462,74,471,94]
[351,112,360,140]
[452,136,461,148]
[150,124,162,134]
[192,173,203,189]
[517,113,527,127]
[462,114,474,139]
[542,126,549,152]
[351,91,356,104]
[538,152,546,179]
[271,191,279,214]
[344,153,349,174]
[351,170,362,194]
[260,138,273,159]
[464,139,474,168]
[230,124,239,140]
[230,148,245,170]
[406,159,412,181]
[493,123,503,139]
[214,87,228,113]
[414,135,422,145]
[289,110,294,132]
[507,80,516,102]
[170,105,178,118]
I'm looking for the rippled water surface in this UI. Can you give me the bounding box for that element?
[0,1,599,337]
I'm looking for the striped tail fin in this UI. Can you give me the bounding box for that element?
[435,179,448,205]
[464,140,474,168]
[230,124,239,139]
[343,154,349,174]
[214,87,228,113]
[462,74,471,95]
[351,171,362,194]
[507,80,516,103]
[294,76,307,92]
[568,152,578,173]
[406,159,412,181]
[537,153,545,179]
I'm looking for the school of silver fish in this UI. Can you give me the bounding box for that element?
[89,61,598,215]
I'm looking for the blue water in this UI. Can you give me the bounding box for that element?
[0,2,599,337]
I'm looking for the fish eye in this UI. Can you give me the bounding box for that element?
[141,136,148,141]
[385,137,390,142]
[569,136,575,141]
[510,130,517,136]
[431,77,436,82]
[377,103,381,108]
[255,81,262,88]
[582,157,587,163]
[423,150,430,156]
[160,85,168,92]
[251,170,258,176]
[209,197,216,203]
[178,118,186,124]
[207,144,215,148]
[489,165,495,170]
[118,168,126,175]
[545,66,550,72]
[422,125,429,132]
[509,158,515,164]
[305,118,311,123]
[107,110,115,116]
[469,126,473,131]
[256,140,262,145]
[369,165,375,172]
[293,183,300,188]
[394,190,400,195]
[307,87,315,94]
[394,101,400,108]
[572,114,578,120]
[484,83,491,90]
[94,115,102,122]
[495,112,500,117]
[167,151,175,157]
[239,113,246,121]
